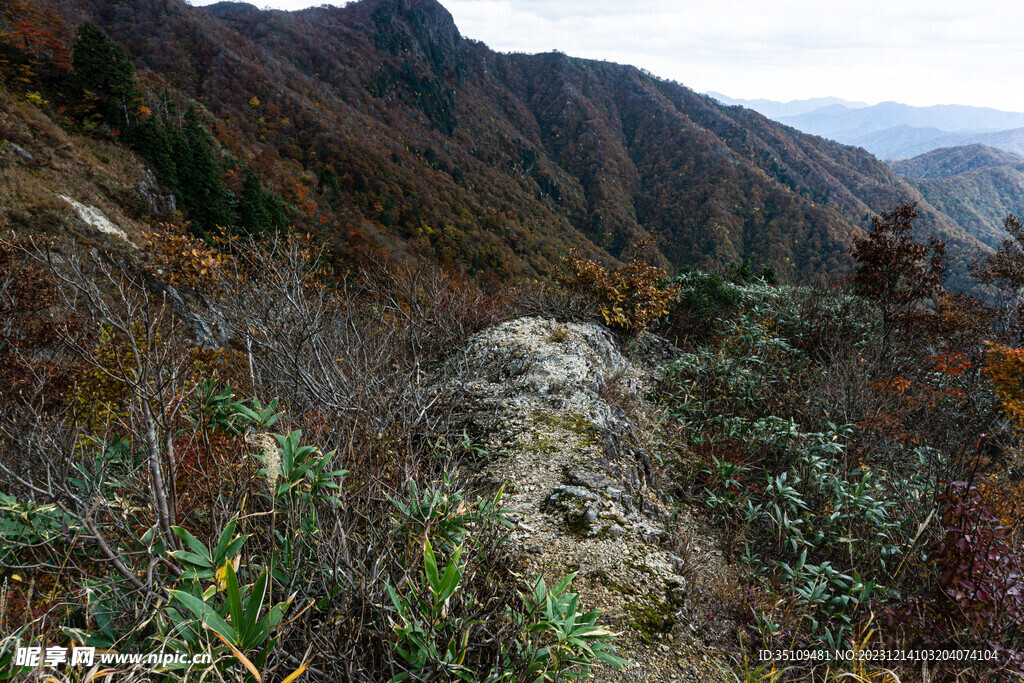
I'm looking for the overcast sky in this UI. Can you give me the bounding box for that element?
[187,0,1024,111]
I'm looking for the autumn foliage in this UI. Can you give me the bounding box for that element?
[0,0,72,95]
[984,343,1024,431]
[851,202,946,335]
[0,238,83,413]
[4,0,1024,675]
[648,203,1024,678]
[555,243,680,332]
[0,234,525,681]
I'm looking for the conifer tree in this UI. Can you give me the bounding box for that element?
[173,108,234,235]
[71,22,140,126]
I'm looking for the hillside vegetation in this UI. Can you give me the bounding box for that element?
[888,144,1024,180]
[6,199,1024,681]
[5,0,997,285]
[889,145,1024,250]
[5,1,1024,682]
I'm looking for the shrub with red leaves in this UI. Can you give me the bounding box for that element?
[932,480,1024,629]
[889,479,1024,669]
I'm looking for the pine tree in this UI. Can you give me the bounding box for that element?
[239,172,273,235]
[124,118,180,189]
[71,22,141,126]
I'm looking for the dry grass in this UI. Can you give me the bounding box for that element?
[0,84,151,242]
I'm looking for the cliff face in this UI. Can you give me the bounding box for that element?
[444,317,735,680]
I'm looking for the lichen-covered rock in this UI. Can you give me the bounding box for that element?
[445,317,729,681]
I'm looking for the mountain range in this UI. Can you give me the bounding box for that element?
[3,0,1014,289]
[779,102,1024,141]
[706,93,869,119]
[781,102,1024,160]
[858,126,1024,160]
[716,93,1024,161]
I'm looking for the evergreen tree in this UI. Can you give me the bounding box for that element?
[172,109,234,235]
[318,167,342,204]
[71,22,141,126]
[123,118,180,189]
[239,172,273,235]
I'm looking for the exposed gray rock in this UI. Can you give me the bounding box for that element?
[546,485,599,505]
[57,194,130,242]
[442,316,729,681]
[567,466,615,490]
[8,143,33,161]
[139,170,177,216]
[142,274,231,348]
[666,577,688,606]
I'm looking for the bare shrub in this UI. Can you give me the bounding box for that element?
[0,233,625,682]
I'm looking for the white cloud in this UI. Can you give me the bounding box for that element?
[187,0,1024,110]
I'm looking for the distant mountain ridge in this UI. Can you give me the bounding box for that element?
[779,102,1024,140]
[781,102,1024,160]
[714,93,1024,160]
[857,127,1024,160]
[706,93,869,119]
[888,144,1024,179]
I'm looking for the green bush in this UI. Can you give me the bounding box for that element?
[515,574,628,682]
[661,267,743,341]
[657,273,950,655]
[382,483,626,682]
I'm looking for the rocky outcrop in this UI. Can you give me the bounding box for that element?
[57,194,131,242]
[448,317,730,682]
[4,142,33,161]
[138,170,177,217]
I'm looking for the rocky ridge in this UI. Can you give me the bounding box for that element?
[447,317,733,681]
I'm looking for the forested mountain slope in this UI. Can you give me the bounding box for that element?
[888,144,1024,179]
[889,145,1024,248]
[26,0,992,282]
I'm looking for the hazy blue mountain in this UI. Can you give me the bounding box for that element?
[779,102,1024,140]
[705,93,868,119]
[708,97,1024,159]
[857,126,1024,159]
[850,125,952,159]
